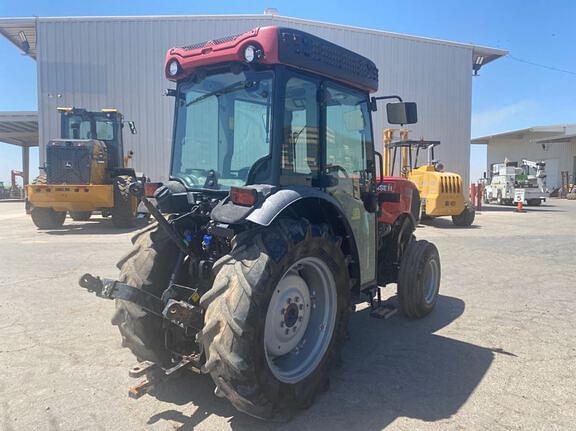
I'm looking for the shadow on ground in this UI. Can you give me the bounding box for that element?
[146,295,507,430]
[479,204,563,213]
[419,217,482,229]
[43,218,150,235]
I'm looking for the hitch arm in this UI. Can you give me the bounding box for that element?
[139,196,189,254]
[78,273,164,317]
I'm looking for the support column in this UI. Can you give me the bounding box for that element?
[21,146,30,186]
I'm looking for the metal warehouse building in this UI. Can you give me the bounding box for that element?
[0,12,505,184]
[472,124,576,188]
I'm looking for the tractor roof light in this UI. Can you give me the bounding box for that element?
[168,60,181,77]
[243,44,263,63]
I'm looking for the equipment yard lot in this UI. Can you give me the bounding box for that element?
[1,201,575,431]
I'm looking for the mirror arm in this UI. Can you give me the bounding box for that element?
[374,151,383,180]
[370,95,403,111]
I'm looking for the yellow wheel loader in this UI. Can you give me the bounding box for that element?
[26,107,145,229]
[383,128,475,227]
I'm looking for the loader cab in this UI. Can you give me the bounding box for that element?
[58,108,128,170]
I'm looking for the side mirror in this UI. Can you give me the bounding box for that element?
[127,121,137,135]
[386,102,418,125]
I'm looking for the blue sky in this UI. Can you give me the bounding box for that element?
[1,0,575,184]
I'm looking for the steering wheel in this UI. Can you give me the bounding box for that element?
[245,156,270,184]
[184,168,210,186]
[325,164,350,178]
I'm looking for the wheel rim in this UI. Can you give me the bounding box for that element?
[264,256,337,384]
[423,257,440,304]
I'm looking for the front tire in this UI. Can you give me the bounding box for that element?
[397,240,441,319]
[70,211,92,221]
[452,205,475,227]
[198,219,350,419]
[30,207,66,229]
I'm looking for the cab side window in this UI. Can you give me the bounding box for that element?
[281,76,319,184]
[325,85,372,183]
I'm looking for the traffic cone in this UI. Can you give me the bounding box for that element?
[515,200,525,212]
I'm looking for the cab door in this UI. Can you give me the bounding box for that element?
[322,83,376,287]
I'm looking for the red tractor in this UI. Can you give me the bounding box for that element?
[80,27,440,419]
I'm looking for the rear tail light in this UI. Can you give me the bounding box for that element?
[230,187,258,206]
[144,182,163,197]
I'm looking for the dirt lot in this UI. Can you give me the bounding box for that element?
[1,200,575,430]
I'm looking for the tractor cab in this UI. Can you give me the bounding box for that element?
[163,26,419,286]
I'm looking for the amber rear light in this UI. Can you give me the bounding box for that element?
[144,182,163,197]
[230,187,258,206]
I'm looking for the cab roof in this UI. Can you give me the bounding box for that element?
[165,26,379,93]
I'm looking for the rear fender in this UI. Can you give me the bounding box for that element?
[214,186,361,293]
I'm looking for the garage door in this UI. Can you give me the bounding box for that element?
[544,158,559,189]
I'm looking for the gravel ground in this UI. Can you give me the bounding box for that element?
[1,199,575,430]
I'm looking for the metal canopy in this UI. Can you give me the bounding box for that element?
[0,18,37,59]
[0,111,38,147]
[533,132,576,145]
[471,124,576,146]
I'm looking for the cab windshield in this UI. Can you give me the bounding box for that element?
[62,115,115,141]
[171,70,273,190]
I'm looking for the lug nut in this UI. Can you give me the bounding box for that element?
[295,297,299,303]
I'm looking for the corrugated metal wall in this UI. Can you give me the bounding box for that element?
[487,138,576,188]
[37,15,473,184]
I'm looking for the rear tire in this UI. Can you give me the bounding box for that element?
[397,240,441,319]
[111,176,136,228]
[111,223,179,365]
[567,193,576,201]
[451,205,475,227]
[30,207,66,229]
[70,211,92,221]
[198,219,350,419]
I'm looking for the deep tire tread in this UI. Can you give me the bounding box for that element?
[112,223,179,365]
[111,175,137,228]
[198,217,350,419]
